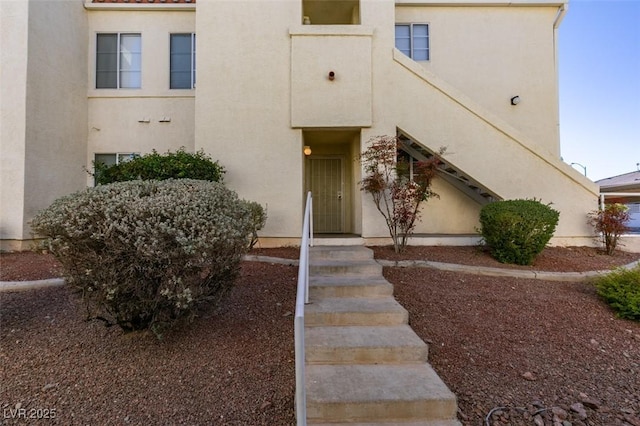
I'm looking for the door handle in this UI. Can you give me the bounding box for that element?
[337,191,342,200]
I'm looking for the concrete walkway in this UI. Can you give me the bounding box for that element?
[2,254,639,292]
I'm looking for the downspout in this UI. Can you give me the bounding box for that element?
[553,2,568,158]
[553,2,568,70]
[554,2,568,30]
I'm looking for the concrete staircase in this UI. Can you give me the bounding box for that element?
[305,246,460,425]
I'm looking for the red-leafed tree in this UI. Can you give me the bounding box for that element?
[588,203,631,255]
[360,135,443,253]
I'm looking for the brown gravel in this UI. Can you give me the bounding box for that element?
[388,268,640,426]
[372,245,640,272]
[1,246,639,426]
[0,261,297,425]
[0,251,64,282]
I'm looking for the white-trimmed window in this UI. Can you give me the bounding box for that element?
[395,24,429,61]
[96,33,141,89]
[94,153,138,185]
[170,33,196,89]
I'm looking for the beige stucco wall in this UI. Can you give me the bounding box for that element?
[1,0,88,249]
[195,0,304,238]
[0,0,29,243]
[2,0,600,249]
[385,50,598,239]
[395,5,562,158]
[360,0,401,239]
[86,8,195,182]
[291,26,373,128]
[355,0,596,241]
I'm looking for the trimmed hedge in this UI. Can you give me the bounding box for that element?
[479,199,559,265]
[94,148,225,185]
[31,179,253,338]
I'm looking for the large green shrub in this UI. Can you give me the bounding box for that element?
[94,148,225,185]
[478,199,559,265]
[31,179,254,337]
[593,266,640,321]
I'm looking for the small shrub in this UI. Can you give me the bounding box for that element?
[479,199,559,265]
[31,179,253,338]
[593,266,640,321]
[588,203,630,255]
[93,148,225,185]
[245,201,267,249]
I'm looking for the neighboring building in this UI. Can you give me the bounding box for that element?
[597,170,640,232]
[1,0,599,251]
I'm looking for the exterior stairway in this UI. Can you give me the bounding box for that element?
[305,246,460,425]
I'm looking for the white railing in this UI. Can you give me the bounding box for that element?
[295,192,313,426]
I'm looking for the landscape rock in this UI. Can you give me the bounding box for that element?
[578,393,601,410]
[552,406,568,420]
[570,402,588,420]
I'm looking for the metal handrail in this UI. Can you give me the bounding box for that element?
[295,192,313,426]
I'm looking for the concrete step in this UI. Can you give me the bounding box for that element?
[310,259,382,276]
[312,237,366,247]
[306,364,458,423]
[309,421,462,426]
[309,275,393,298]
[310,245,374,261]
[305,297,408,327]
[305,325,428,365]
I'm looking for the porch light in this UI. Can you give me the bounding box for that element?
[304,146,312,156]
[510,96,521,106]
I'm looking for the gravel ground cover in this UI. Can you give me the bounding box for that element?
[0,261,298,425]
[1,246,639,425]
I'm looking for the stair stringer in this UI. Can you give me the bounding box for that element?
[388,49,599,239]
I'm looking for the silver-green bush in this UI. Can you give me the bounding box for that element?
[31,179,254,337]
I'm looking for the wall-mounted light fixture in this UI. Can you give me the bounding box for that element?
[510,96,521,106]
[328,71,335,81]
[304,145,312,156]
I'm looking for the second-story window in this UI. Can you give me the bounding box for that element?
[170,33,196,89]
[96,33,141,89]
[395,24,429,61]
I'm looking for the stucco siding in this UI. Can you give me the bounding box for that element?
[0,0,29,242]
[395,5,561,157]
[291,26,373,128]
[85,8,196,182]
[389,50,598,238]
[1,0,602,248]
[23,0,89,238]
[195,0,304,237]
[1,0,88,246]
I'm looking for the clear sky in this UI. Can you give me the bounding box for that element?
[558,0,640,182]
